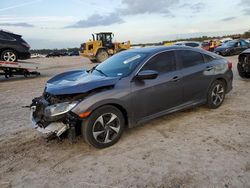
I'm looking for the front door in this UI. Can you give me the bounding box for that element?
[131,51,183,122]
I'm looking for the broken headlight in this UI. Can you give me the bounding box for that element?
[45,101,78,117]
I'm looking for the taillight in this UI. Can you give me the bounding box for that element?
[227,61,232,70]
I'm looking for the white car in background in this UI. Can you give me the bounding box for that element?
[245,38,250,43]
[31,53,46,58]
[220,38,233,44]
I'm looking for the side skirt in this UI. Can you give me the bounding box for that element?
[134,100,206,127]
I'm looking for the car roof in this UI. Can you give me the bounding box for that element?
[128,45,202,54]
[128,46,221,59]
[241,48,250,54]
[0,29,21,37]
[175,41,201,44]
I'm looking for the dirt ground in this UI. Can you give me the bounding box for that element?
[0,55,249,188]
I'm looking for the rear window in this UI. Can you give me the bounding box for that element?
[177,50,204,68]
[0,32,15,41]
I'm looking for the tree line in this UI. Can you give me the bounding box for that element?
[31,29,250,52]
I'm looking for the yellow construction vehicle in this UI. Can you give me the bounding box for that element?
[80,32,130,63]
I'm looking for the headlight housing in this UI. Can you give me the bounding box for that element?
[45,101,78,117]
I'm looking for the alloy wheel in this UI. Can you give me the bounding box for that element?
[92,113,120,144]
[211,84,225,106]
[3,51,17,62]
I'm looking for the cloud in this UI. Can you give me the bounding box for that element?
[0,22,34,27]
[241,0,250,5]
[243,8,250,15]
[240,0,250,15]
[65,13,124,28]
[64,0,205,28]
[190,2,204,13]
[220,17,237,22]
[179,2,205,13]
[119,0,179,16]
[0,0,42,12]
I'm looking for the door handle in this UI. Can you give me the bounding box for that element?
[171,76,180,82]
[206,66,214,71]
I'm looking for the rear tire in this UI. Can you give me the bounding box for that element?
[96,49,109,63]
[1,49,17,62]
[81,105,125,148]
[207,80,226,109]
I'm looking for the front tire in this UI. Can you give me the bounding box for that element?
[81,105,125,148]
[207,80,226,109]
[1,49,17,62]
[96,49,109,63]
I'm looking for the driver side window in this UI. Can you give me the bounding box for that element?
[141,51,176,74]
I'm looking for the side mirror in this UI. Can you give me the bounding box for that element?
[135,70,158,80]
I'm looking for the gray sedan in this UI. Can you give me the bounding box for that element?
[30,46,233,148]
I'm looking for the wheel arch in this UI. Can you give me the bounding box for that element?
[214,77,227,91]
[0,48,18,58]
[95,47,108,56]
[92,103,129,128]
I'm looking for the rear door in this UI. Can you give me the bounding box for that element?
[131,51,183,121]
[176,50,214,104]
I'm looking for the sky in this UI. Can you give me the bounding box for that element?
[0,0,250,49]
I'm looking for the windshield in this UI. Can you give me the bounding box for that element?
[92,51,148,77]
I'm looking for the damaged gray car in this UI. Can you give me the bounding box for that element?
[30,46,233,148]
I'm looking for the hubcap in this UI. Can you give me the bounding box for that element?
[3,51,16,62]
[92,113,120,144]
[211,84,224,106]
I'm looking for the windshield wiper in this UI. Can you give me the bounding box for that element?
[91,66,108,77]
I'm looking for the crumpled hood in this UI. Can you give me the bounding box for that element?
[45,70,119,95]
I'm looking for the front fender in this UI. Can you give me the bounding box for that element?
[71,88,131,122]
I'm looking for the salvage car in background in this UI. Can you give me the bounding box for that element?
[214,39,250,56]
[30,46,233,148]
[68,50,79,56]
[238,49,250,78]
[0,30,31,62]
[46,51,62,58]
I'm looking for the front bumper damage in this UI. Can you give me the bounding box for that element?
[31,106,68,137]
[30,95,80,139]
